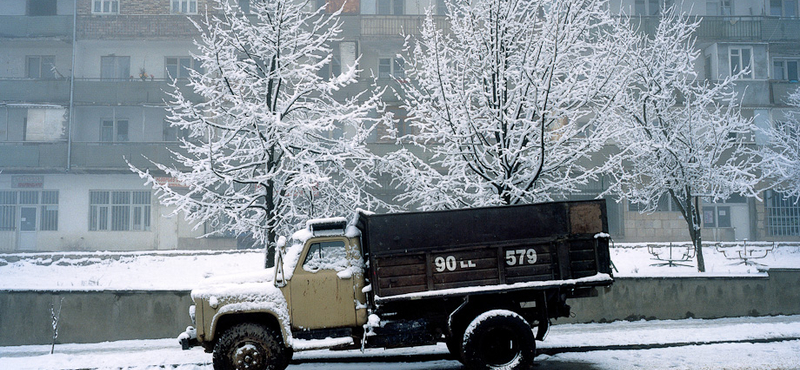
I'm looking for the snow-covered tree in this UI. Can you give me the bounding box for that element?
[761,87,800,199]
[601,7,762,272]
[132,0,387,266]
[384,0,629,209]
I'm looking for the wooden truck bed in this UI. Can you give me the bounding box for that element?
[356,200,613,300]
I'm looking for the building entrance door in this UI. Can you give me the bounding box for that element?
[730,204,751,241]
[18,206,36,251]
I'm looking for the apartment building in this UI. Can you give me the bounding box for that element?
[0,0,798,252]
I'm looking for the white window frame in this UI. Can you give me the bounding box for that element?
[165,57,202,79]
[770,0,798,17]
[378,57,404,80]
[100,119,129,142]
[171,0,198,14]
[0,190,58,232]
[26,55,57,80]
[635,0,670,16]
[92,0,119,14]
[377,0,404,15]
[89,190,151,232]
[729,47,754,79]
[772,59,799,81]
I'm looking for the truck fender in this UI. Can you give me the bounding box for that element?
[209,303,293,349]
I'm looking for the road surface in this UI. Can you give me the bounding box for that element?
[1,315,799,369]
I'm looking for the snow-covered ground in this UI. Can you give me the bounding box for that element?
[1,315,798,370]
[1,242,799,290]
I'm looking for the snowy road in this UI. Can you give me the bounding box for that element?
[2,316,799,370]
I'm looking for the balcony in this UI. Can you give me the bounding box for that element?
[696,16,762,41]
[770,81,800,105]
[631,16,800,42]
[70,142,188,171]
[360,15,449,37]
[761,18,800,42]
[0,141,190,172]
[0,79,71,104]
[78,14,203,40]
[0,15,73,39]
[73,79,201,105]
[0,142,68,170]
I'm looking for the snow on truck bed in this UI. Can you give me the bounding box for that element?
[1,243,799,291]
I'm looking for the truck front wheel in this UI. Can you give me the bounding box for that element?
[213,322,289,370]
[461,310,536,370]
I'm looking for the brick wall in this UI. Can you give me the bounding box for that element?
[623,200,691,242]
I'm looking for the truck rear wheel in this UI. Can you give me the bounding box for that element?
[461,310,535,370]
[213,322,289,370]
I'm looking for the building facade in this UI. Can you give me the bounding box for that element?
[0,0,798,252]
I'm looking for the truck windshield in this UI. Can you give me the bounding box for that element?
[303,241,348,272]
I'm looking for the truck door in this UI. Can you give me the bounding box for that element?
[290,238,359,330]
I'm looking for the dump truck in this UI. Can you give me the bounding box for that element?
[179,200,614,370]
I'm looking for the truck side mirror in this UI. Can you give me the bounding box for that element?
[273,236,288,288]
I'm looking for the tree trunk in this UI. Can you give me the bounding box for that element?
[264,180,276,268]
[675,192,706,273]
[693,196,706,272]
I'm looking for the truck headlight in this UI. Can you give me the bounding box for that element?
[189,305,196,325]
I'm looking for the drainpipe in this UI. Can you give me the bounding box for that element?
[66,0,77,171]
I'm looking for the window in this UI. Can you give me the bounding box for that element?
[90,191,150,231]
[706,0,732,16]
[378,58,404,79]
[436,0,448,15]
[171,0,198,14]
[163,120,187,141]
[303,240,348,272]
[773,60,799,82]
[377,0,403,15]
[40,191,58,231]
[635,0,670,15]
[92,0,119,14]
[765,190,800,236]
[729,47,753,79]
[318,54,341,80]
[0,192,17,231]
[101,56,130,80]
[165,57,202,79]
[100,119,129,142]
[702,206,731,228]
[0,190,58,231]
[26,56,57,80]
[28,0,57,16]
[771,0,798,17]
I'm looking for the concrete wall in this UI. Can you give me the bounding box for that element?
[0,290,193,346]
[1,269,799,346]
[565,269,800,324]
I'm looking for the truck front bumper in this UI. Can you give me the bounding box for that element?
[178,326,198,350]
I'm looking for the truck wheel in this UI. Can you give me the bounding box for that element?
[461,310,535,370]
[213,323,289,370]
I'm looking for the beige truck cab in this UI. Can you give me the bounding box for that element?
[181,218,368,370]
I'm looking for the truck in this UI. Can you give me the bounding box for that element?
[179,199,614,370]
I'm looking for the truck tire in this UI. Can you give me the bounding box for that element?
[461,310,535,370]
[212,322,289,370]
